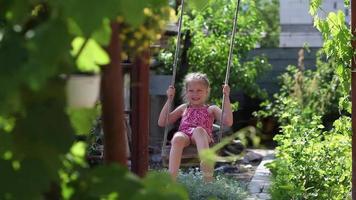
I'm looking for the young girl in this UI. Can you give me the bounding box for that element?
[158,72,233,181]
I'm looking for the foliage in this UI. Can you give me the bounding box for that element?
[177,169,248,200]
[67,107,100,135]
[255,1,352,199]
[268,116,351,199]
[310,0,352,112]
[258,53,343,126]
[255,52,350,199]
[68,165,189,200]
[60,144,189,200]
[0,0,208,198]
[256,52,351,199]
[156,0,272,105]
[119,6,175,59]
[255,0,280,47]
[256,56,351,198]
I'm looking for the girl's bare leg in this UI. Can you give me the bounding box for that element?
[192,127,214,182]
[169,132,190,181]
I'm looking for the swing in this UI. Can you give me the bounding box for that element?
[161,0,241,167]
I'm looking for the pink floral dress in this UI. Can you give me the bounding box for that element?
[178,105,214,140]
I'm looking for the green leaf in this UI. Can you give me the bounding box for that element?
[92,18,112,46]
[5,0,31,23]
[71,164,143,199]
[146,0,167,7]
[71,37,109,73]
[119,0,145,27]
[344,0,350,6]
[134,172,189,200]
[309,0,323,16]
[67,107,99,135]
[69,141,87,165]
[0,29,26,114]
[335,64,344,77]
[71,141,86,157]
[188,0,210,11]
[12,79,75,174]
[24,19,72,90]
[61,0,119,36]
[0,132,13,159]
[0,159,53,200]
[67,18,84,36]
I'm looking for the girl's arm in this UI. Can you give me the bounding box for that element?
[221,92,233,126]
[158,85,185,127]
[211,85,233,126]
[158,102,185,127]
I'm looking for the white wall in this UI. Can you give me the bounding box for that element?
[280,0,347,24]
[279,32,323,47]
[279,0,348,47]
[280,0,312,24]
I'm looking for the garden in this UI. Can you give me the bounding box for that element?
[0,0,352,199]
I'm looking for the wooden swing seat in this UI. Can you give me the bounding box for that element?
[161,124,234,167]
[161,143,239,167]
[162,144,201,167]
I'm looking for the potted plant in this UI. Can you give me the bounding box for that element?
[66,37,107,108]
[66,72,101,108]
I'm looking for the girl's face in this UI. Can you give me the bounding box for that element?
[186,80,209,106]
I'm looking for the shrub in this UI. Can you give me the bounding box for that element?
[256,57,351,199]
[267,116,351,199]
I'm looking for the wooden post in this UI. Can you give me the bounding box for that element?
[101,22,127,166]
[352,1,356,199]
[131,50,150,177]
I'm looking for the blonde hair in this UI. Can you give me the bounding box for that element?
[182,72,210,102]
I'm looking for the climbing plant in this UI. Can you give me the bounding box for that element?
[310,0,351,113]
[0,0,210,198]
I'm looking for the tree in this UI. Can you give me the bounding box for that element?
[255,0,280,47]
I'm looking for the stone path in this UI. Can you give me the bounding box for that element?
[245,149,275,200]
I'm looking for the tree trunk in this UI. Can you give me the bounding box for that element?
[101,22,127,166]
[131,50,150,177]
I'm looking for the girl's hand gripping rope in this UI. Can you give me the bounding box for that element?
[166,85,175,101]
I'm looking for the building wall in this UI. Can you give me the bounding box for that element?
[250,47,319,96]
[279,0,348,47]
[149,74,172,151]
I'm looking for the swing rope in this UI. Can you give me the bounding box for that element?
[161,0,186,157]
[218,0,241,142]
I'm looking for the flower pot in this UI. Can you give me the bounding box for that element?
[66,74,101,108]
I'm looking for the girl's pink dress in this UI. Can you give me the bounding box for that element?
[178,105,214,140]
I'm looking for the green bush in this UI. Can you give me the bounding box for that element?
[256,55,351,198]
[256,11,351,197]
[267,116,351,199]
[261,3,352,198]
